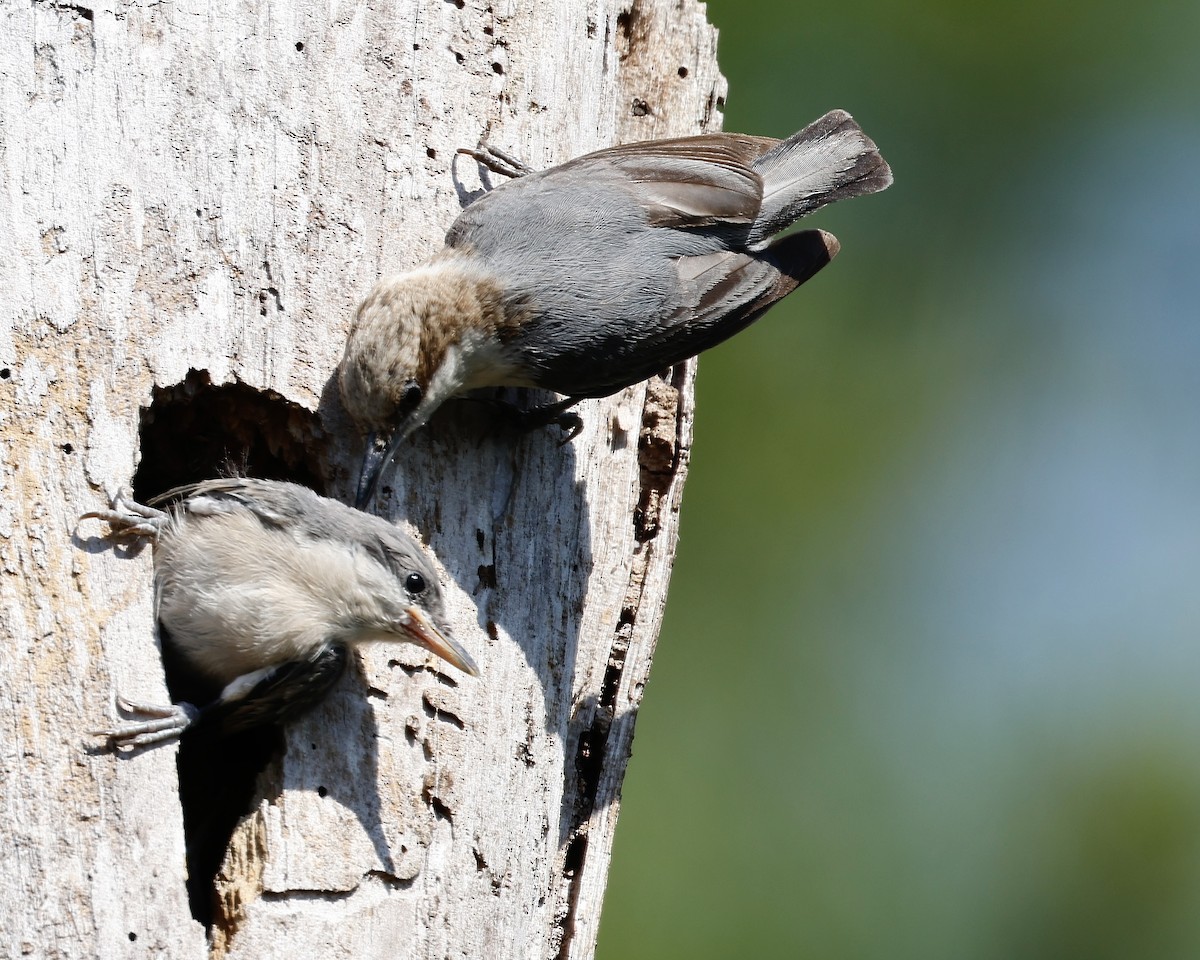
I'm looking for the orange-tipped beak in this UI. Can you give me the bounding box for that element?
[401,606,480,677]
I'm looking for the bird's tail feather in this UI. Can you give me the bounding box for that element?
[749,109,892,244]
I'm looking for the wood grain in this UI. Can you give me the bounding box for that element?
[0,1,725,956]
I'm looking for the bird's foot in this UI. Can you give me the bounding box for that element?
[465,397,583,444]
[456,143,534,180]
[92,696,201,751]
[80,488,168,543]
[522,403,584,444]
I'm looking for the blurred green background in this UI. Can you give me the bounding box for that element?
[598,1,1200,957]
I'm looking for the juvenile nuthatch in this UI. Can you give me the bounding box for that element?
[340,109,892,505]
[84,478,478,750]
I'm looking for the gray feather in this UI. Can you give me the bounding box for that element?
[444,110,889,397]
[151,478,442,595]
[748,109,893,244]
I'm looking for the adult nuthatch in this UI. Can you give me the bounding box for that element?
[340,109,892,505]
[84,478,478,750]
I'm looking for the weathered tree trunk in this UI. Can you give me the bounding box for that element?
[1,1,724,956]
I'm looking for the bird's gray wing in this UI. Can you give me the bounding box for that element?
[548,229,839,399]
[448,133,781,259]
[199,643,349,736]
[152,478,445,606]
[663,230,838,358]
[149,478,310,528]
[549,134,780,229]
[150,479,362,550]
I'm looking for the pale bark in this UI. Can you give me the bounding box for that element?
[0,1,724,957]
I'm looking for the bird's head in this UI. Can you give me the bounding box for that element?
[338,536,479,677]
[339,257,526,507]
[339,271,442,438]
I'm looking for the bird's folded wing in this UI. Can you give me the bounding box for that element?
[558,134,779,228]
[201,643,350,736]
[663,230,837,355]
[150,477,297,526]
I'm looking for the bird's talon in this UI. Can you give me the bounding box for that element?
[556,412,584,444]
[92,698,200,751]
[81,489,167,541]
[456,144,532,179]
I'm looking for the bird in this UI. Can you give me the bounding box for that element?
[338,109,892,506]
[83,478,478,750]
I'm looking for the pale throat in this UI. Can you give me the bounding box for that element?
[408,329,532,434]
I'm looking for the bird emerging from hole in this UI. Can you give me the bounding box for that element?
[83,478,478,750]
[338,109,893,506]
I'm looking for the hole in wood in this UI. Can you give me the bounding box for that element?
[131,368,329,929]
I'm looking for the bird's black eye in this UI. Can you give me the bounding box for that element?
[400,379,423,412]
[405,572,427,595]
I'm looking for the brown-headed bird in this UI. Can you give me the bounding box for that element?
[339,109,892,505]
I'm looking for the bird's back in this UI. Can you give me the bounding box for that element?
[443,112,890,396]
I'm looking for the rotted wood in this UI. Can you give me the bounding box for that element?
[0,1,724,957]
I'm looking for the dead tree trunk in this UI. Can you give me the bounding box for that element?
[1,1,724,956]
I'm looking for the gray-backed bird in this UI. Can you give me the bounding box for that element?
[339,109,893,506]
[84,478,478,750]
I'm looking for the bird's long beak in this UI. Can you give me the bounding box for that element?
[400,606,480,677]
[356,428,405,510]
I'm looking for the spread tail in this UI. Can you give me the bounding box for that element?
[749,109,892,244]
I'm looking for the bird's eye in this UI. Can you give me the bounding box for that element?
[405,572,427,595]
[400,379,423,412]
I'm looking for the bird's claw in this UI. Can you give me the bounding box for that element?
[463,396,583,442]
[456,143,534,180]
[514,401,584,443]
[553,411,584,444]
[91,696,200,751]
[80,489,167,542]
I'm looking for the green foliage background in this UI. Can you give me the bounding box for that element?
[598,2,1200,957]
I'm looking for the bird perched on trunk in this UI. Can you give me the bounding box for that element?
[84,478,478,750]
[339,109,893,505]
